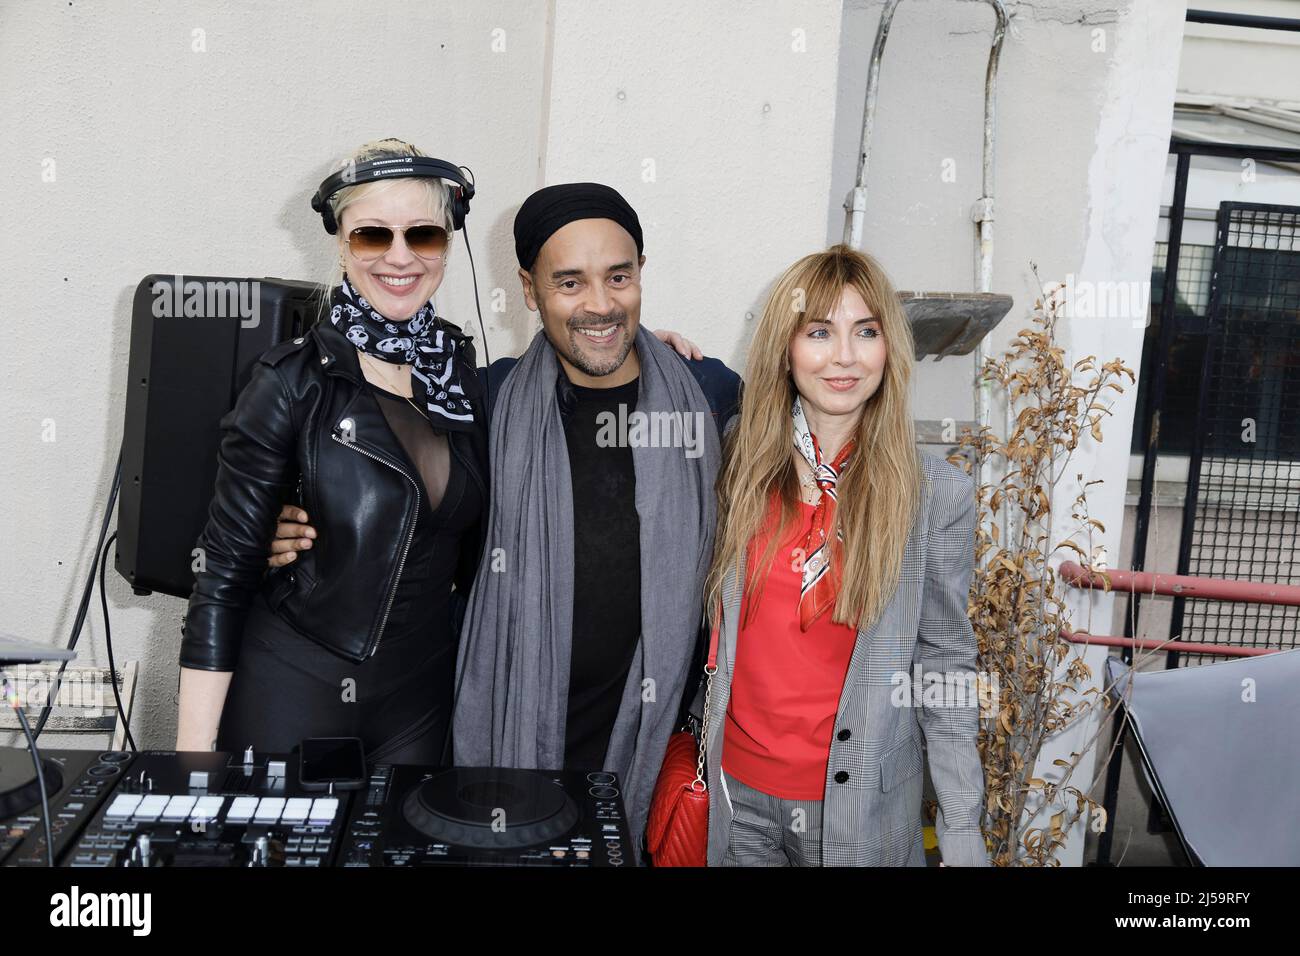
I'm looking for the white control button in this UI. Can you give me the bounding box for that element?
[309,798,339,824]
[254,797,286,822]
[191,796,225,822]
[226,796,259,823]
[162,795,197,820]
[281,798,313,823]
[132,794,169,821]
[105,794,142,819]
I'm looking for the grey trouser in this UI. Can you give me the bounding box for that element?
[720,769,824,867]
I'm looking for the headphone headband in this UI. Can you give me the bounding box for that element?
[311,155,475,234]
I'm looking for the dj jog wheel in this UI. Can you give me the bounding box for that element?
[402,767,580,849]
[0,752,63,819]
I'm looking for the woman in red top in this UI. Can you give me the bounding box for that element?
[701,244,987,866]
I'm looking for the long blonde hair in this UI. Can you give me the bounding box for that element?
[705,244,923,632]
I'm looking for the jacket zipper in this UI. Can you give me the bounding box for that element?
[329,432,419,659]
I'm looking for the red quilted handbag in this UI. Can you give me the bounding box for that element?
[646,615,720,867]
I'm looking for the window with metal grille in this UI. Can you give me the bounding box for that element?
[1175,203,1300,663]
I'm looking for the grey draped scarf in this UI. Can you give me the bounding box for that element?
[452,326,720,862]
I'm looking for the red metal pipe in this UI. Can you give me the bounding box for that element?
[1059,630,1278,657]
[1059,560,1300,606]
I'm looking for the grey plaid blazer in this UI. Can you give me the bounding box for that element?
[704,452,989,866]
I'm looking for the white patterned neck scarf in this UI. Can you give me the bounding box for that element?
[792,395,856,630]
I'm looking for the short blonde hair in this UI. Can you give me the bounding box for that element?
[316,138,456,321]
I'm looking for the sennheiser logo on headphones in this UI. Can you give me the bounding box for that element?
[151,275,261,329]
[49,886,151,936]
[360,156,415,181]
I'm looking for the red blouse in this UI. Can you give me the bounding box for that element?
[722,496,859,800]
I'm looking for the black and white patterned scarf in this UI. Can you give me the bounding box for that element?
[329,275,475,431]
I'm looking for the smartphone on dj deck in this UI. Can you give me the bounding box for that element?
[298,737,366,792]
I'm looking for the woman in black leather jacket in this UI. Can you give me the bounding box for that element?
[176,139,489,763]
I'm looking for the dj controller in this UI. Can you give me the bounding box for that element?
[0,747,633,867]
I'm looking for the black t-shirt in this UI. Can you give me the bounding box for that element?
[561,376,642,771]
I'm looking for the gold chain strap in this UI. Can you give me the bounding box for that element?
[691,613,722,790]
[690,667,714,792]
[691,604,721,793]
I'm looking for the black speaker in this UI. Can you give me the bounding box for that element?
[115,275,325,598]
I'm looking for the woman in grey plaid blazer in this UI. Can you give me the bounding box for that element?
[700,245,989,867]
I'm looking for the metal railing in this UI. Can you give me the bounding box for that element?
[1060,559,1296,864]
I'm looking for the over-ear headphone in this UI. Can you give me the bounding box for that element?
[310,153,475,234]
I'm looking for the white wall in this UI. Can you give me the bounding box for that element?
[1178,0,1300,100]
[2,1,1187,868]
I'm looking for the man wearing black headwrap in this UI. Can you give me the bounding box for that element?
[511,182,647,383]
[514,182,644,274]
[454,182,742,864]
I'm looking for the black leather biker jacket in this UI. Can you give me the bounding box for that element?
[180,318,489,671]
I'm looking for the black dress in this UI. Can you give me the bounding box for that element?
[216,380,482,765]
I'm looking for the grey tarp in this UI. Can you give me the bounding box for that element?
[1106,648,1300,866]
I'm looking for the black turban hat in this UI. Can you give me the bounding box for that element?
[513,182,643,271]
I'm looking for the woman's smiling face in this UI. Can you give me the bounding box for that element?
[788,283,887,423]
[337,179,448,322]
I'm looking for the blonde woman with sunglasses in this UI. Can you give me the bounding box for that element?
[176,139,490,762]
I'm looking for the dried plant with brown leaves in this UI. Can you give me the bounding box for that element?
[949,276,1136,865]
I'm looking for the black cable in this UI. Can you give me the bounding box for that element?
[100,531,136,751]
[1186,9,1300,31]
[34,445,122,740]
[456,171,494,415]
[4,676,55,866]
[447,193,494,722]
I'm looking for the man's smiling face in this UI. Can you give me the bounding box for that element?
[519,218,645,387]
